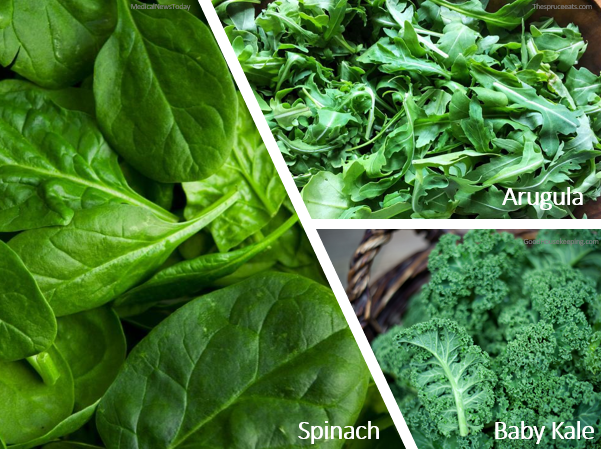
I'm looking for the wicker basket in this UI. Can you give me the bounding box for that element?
[346,230,540,341]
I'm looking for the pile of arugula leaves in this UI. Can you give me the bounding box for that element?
[217,0,601,218]
[0,2,398,448]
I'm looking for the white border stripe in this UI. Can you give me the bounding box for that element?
[313,219,601,230]
[199,2,418,447]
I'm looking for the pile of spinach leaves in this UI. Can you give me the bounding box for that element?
[0,1,388,448]
[217,0,601,218]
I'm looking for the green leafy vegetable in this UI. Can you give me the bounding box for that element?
[220,0,601,218]
[0,1,117,88]
[8,402,98,449]
[94,0,238,183]
[0,90,177,232]
[0,241,56,362]
[397,319,495,437]
[0,3,393,448]
[115,214,299,312]
[98,273,370,448]
[183,94,287,251]
[0,346,74,444]
[9,193,239,316]
[375,230,601,447]
[55,308,126,410]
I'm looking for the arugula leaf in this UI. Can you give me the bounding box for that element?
[94,0,237,183]
[428,0,535,32]
[222,0,601,218]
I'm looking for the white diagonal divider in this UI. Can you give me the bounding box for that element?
[198,2,418,448]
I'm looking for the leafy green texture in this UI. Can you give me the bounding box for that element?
[9,193,239,316]
[0,241,56,362]
[0,1,116,88]
[375,230,601,447]
[0,346,74,444]
[220,0,601,218]
[183,94,287,251]
[0,4,393,448]
[8,402,98,449]
[55,308,126,410]
[0,90,177,232]
[97,273,370,448]
[398,319,495,437]
[94,0,237,183]
[115,214,299,313]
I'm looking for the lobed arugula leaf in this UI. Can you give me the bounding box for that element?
[222,0,601,218]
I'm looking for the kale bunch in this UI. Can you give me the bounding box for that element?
[373,230,601,447]
[218,0,601,219]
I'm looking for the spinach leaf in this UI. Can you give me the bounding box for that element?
[183,94,287,251]
[114,214,299,313]
[0,91,177,232]
[55,308,126,410]
[0,1,116,88]
[8,402,98,449]
[0,346,74,445]
[0,80,95,115]
[94,0,237,183]
[0,241,56,362]
[97,273,370,448]
[8,192,239,316]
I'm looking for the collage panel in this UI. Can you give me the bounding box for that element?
[3,0,601,448]
[320,228,601,447]
[212,0,601,219]
[0,2,402,448]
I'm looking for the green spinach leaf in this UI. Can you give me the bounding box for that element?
[8,192,239,316]
[0,91,177,232]
[97,273,370,448]
[0,1,116,88]
[115,214,299,313]
[8,402,98,449]
[0,346,74,445]
[183,94,287,251]
[55,308,126,410]
[0,241,56,362]
[94,0,237,183]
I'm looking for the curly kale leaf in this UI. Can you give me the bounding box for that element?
[421,230,526,335]
[523,268,595,361]
[397,319,496,438]
[497,321,601,446]
[529,230,601,272]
